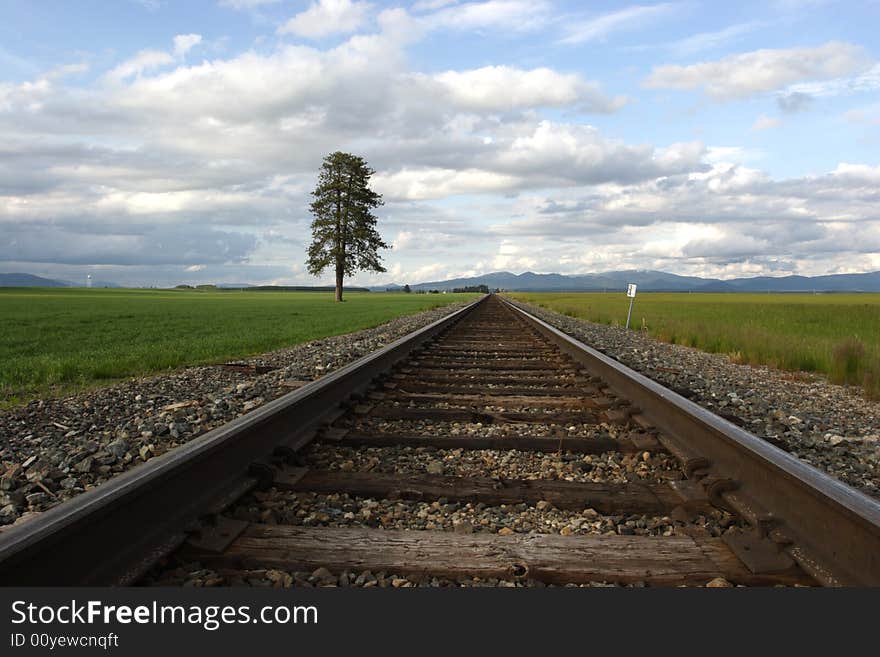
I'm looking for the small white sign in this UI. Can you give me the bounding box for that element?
[626,283,637,298]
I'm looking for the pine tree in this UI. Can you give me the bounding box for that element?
[306,152,389,302]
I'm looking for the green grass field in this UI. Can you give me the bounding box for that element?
[0,288,476,405]
[510,292,880,398]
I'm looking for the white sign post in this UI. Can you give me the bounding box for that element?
[625,284,637,329]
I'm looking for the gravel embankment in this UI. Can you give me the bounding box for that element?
[0,301,472,527]
[506,297,880,500]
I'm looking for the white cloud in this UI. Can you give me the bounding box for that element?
[425,0,550,31]
[783,62,880,98]
[374,168,523,200]
[644,41,872,100]
[185,264,206,272]
[392,231,414,249]
[463,159,880,279]
[493,239,537,270]
[366,123,705,201]
[105,49,175,82]
[3,19,879,284]
[373,7,424,44]
[489,121,705,185]
[105,34,203,84]
[560,3,674,45]
[173,34,202,58]
[408,262,450,282]
[752,114,781,131]
[667,21,765,56]
[0,25,640,274]
[428,65,627,113]
[830,163,880,185]
[45,62,90,80]
[278,0,371,38]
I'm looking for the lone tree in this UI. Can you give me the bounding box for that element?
[306,151,389,302]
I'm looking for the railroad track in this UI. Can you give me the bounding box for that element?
[2,294,879,586]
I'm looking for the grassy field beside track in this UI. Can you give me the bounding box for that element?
[510,292,880,398]
[0,288,476,405]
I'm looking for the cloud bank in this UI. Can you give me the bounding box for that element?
[2,3,879,286]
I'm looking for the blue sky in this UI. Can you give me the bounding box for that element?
[2,0,879,287]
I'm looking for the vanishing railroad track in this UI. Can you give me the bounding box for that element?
[2,294,879,586]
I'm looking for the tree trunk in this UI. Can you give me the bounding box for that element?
[335,265,343,302]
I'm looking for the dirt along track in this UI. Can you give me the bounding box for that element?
[3,294,879,587]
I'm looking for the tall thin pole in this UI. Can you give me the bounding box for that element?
[625,296,635,329]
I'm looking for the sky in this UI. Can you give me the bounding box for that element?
[1,0,879,287]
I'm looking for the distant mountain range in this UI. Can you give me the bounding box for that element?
[0,273,71,287]
[0,273,119,288]
[5,269,880,292]
[375,269,880,293]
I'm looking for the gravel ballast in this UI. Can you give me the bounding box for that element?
[0,300,472,527]
[149,442,739,588]
[151,565,654,588]
[302,442,680,485]
[506,297,880,501]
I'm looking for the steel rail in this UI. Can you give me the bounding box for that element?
[0,295,488,586]
[500,296,880,586]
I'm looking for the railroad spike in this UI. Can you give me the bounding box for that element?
[702,476,740,512]
[683,456,711,479]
